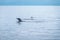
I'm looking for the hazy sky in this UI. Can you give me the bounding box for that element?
[0,0,60,5]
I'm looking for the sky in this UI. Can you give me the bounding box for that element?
[0,0,60,5]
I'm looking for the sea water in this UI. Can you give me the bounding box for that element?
[0,6,60,40]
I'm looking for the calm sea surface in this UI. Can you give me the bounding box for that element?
[0,6,60,40]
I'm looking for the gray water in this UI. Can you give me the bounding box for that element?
[0,6,60,40]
